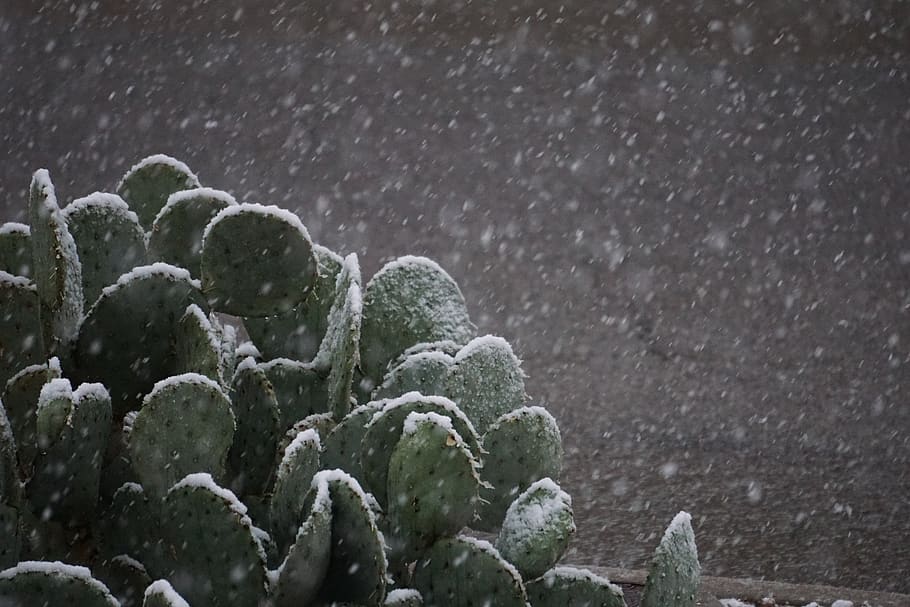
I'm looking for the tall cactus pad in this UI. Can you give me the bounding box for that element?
[414,536,527,607]
[174,304,222,384]
[226,357,280,498]
[116,154,200,229]
[143,579,190,607]
[360,256,475,386]
[2,359,61,472]
[74,263,205,416]
[269,429,321,556]
[478,406,563,529]
[360,392,481,507]
[0,504,19,570]
[0,223,31,278]
[128,374,235,501]
[318,254,362,419]
[161,474,267,607]
[93,554,151,607]
[0,272,42,387]
[495,478,575,579]
[373,351,450,401]
[387,412,482,560]
[61,193,147,307]
[0,401,20,569]
[641,511,700,607]
[147,188,236,277]
[0,561,119,606]
[97,483,159,569]
[28,170,84,353]
[525,567,626,607]
[259,358,327,429]
[320,401,384,479]
[201,203,317,317]
[244,244,343,362]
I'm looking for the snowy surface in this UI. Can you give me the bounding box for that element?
[73,382,109,403]
[283,427,321,459]
[542,566,623,595]
[500,477,573,545]
[367,391,478,439]
[202,202,311,244]
[0,269,33,289]
[101,262,201,297]
[170,472,248,517]
[144,579,191,607]
[0,222,29,235]
[142,372,226,405]
[63,191,138,224]
[117,153,199,190]
[401,410,459,437]
[153,186,238,225]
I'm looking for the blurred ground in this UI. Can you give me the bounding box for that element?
[1,0,908,593]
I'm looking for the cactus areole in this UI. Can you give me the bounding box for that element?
[0,155,701,606]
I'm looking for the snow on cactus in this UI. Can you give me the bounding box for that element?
[641,511,701,607]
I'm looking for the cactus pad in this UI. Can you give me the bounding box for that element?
[477,406,563,529]
[128,374,235,500]
[360,256,475,384]
[0,222,31,278]
[142,579,190,607]
[640,511,700,607]
[2,359,62,474]
[116,154,200,229]
[413,536,527,607]
[161,473,267,607]
[0,561,119,606]
[147,187,236,277]
[201,203,317,317]
[316,254,362,419]
[373,350,451,401]
[174,304,222,384]
[93,554,151,607]
[61,193,147,307]
[259,358,327,429]
[97,483,159,569]
[269,428,321,555]
[0,273,43,389]
[320,400,385,479]
[495,478,575,579]
[525,566,626,607]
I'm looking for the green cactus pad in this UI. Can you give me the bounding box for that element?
[0,561,120,606]
[0,401,20,569]
[226,357,280,498]
[210,313,237,385]
[272,470,332,607]
[2,359,62,479]
[384,589,423,606]
[28,169,84,354]
[161,473,268,607]
[312,469,388,606]
[97,483,158,567]
[269,428,321,555]
[641,511,700,607]
[495,478,575,579]
[28,381,112,525]
[74,263,206,416]
[174,304,222,384]
[142,579,190,607]
[201,203,317,317]
[0,503,19,570]
[372,351,451,401]
[0,222,31,278]
[360,256,475,384]
[320,401,385,480]
[0,272,43,387]
[128,374,235,501]
[259,358,327,429]
[93,554,151,607]
[477,406,563,530]
[61,193,147,307]
[387,412,483,560]
[525,566,626,607]
[244,243,343,362]
[414,536,527,607]
[360,392,481,507]
[116,154,201,229]
[147,187,236,277]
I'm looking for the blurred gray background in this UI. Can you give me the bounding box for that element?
[2,0,908,592]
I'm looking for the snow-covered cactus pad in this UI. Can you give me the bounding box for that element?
[0,272,42,387]
[142,579,190,607]
[525,566,626,607]
[2,359,61,471]
[173,304,224,385]
[0,222,32,278]
[0,561,119,606]
[269,429,321,555]
[641,511,701,607]
[116,154,200,229]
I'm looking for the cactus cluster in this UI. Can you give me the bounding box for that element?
[0,155,701,606]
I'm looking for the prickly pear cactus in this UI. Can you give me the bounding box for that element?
[0,155,702,607]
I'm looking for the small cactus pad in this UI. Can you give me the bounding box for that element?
[640,511,700,607]
[61,193,147,307]
[360,392,481,507]
[414,536,527,607]
[201,203,317,317]
[116,154,201,229]
[387,412,483,560]
[385,589,423,606]
[97,483,158,567]
[74,263,206,416]
[174,304,222,384]
[0,272,43,388]
[259,358,327,429]
[28,382,112,525]
[317,254,362,419]
[360,256,475,384]
[147,187,236,277]
[269,429,321,555]
[525,566,626,607]
[495,478,575,579]
[477,406,563,529]
[226,357,281,497]
[93,554,151,607]
[2,359,62,472]
[312,470,387,606]
[0,222,31,278]
[373,351,451,401]
[142,579,190,607]
[161,473,267,607]
[0,561,119,606]
[320,401,385,479]
[244,244,343,362]
[128,374,235,501]
[272,477,332,607]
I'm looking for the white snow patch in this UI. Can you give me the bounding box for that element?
[144,579,191,607]
[454,535,523,581]
[202,202,311,245]
[493,405,558,428]
[543,566,623,595]
[101,262,200,298]
[170,472,248,516]
[386,588,422,602]
[368,255,454,288]
[0,222,29,236]
[31,169,59,210]
[719,600,754,607]
[0,270,35,289]
[234,341,261,359]
[0,561,117,602]
[153,186,238,226]
[74,382,109,403]
[499,478,573,547]
[117,154,199,192]
[38,377,73,405]
[283,428,321,460]
[63,192,139,224]
[664,511,693,542]
[401,410,459,439]
[142,372,227,406]
[454,334,516,363]
[367,391,478,439]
